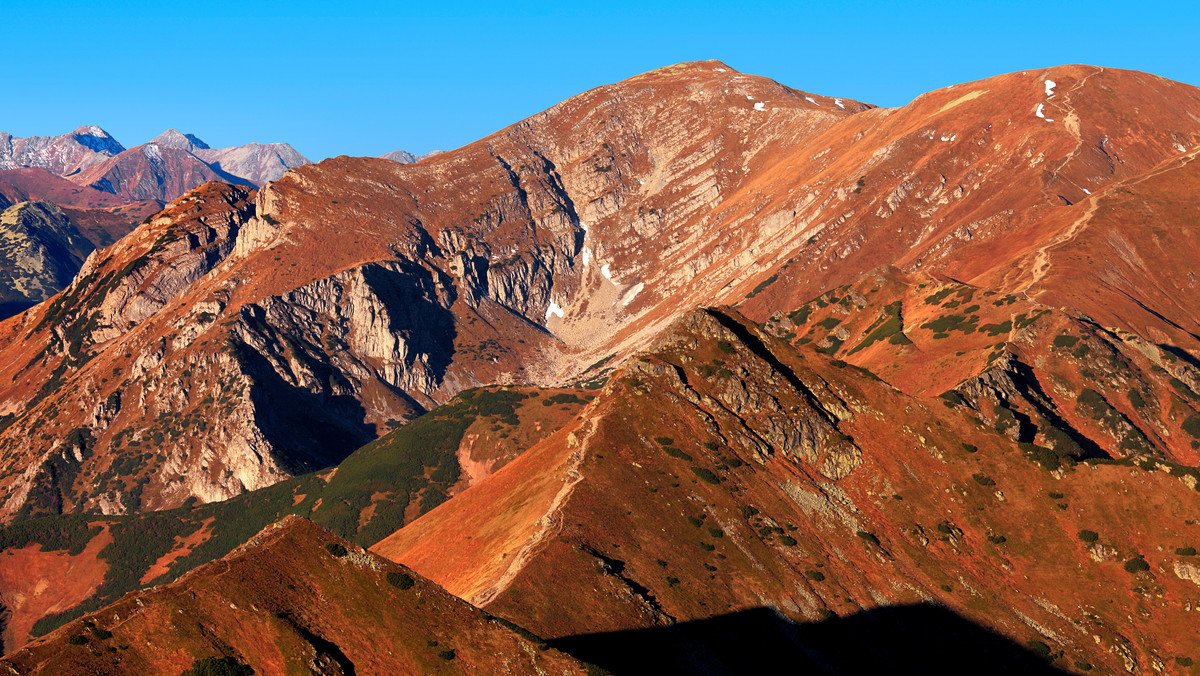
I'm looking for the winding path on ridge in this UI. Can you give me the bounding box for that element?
[469,416,596,607]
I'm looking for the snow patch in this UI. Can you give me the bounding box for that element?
[582,247,592,267]
[805,96,818,105]
[834,98,845,109]
[754,102,766,111]
[1044,79,1057,97]
[939,134,957,142]
[545,302,565,320]
[716,68,727,72]
[1082,188,1091,195]
[746,95,755,100]
[622,282,645,306]
[601,263,617,284]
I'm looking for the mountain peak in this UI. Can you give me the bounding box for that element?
[628,59,740,82]
[380,149,418,163]
[379,149,443,163]
[67,125,124,155]
[150,128,210,151]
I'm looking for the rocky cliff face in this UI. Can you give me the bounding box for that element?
[635,309,860,480]
[0,180,497,517]
[0,61,1198,522]
[0,170,159,318]
[0,185,271,516]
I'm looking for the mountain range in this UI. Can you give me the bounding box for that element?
[0,128,439,320]
[1,126,311,202]
[0,60,1197,674]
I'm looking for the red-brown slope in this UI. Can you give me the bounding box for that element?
[0,525,112,653]
[1007,148,1200,343]
[735,66,1200,348]
[248,63,1200,376]
[0,168,127,209]
[0,60,874,517]
[0,384,589,655]
[378,308,1200,674]
[1,61,1198,521]
[0,167,157,246]
[58,202,160,248]
[374,414,586,604]
[764,269,1200,466]
[0,516,584,674]
[71,143,254,202]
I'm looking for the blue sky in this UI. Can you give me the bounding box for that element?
[3,1,1197,161]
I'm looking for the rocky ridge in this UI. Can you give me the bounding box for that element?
[0,60,1197,525]
[376,306,1200,674]
[0,515,585,674]
[0,126,124,175]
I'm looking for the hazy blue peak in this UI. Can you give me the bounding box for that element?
[69,125,125,154]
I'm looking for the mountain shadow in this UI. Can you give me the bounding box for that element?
[227,337,375,475]
[550,603,1071,675]
[0,300,37,321]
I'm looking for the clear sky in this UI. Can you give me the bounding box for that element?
[3,0,1197,161]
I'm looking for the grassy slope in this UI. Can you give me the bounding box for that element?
[0,385,590,648]
[0,516,584,675]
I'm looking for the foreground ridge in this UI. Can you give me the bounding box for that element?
[0,516,585,674]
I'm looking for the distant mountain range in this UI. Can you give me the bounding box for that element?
[0,128,316,317]
[2,124,439,200]
[0,125,124,176]
[0,126,311,203]
[0,127,433,318]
